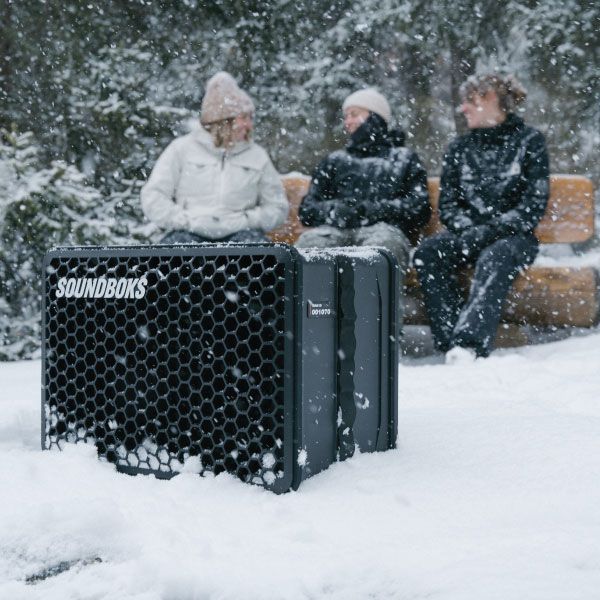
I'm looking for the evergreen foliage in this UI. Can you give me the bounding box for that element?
[0,130,108,359]
[0,1,598,359]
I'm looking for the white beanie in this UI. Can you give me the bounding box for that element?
[342,88,391,123]
[200,71,255,124]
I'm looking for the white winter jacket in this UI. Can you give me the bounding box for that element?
[141,128,288,239]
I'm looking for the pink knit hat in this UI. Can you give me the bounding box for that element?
[200,72,255,124]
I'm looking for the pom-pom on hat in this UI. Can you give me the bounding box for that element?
[200,71,255,124]
[342,88,391,123]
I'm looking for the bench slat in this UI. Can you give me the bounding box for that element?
[268,175,310,245]
[537,176,595,243]
[404,266,598,328]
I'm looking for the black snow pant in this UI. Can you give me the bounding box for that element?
[414,231,538,357]
[160,229,268,244]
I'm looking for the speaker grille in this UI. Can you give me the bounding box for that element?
[43,250,290,487]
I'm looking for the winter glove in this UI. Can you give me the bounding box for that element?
[327,199,361,229]
[458,225,496,260]
[355,200,390,226]
[489,209,529,237]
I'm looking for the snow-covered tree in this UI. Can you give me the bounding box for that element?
[0,130,109,359]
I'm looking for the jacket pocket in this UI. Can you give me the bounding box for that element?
[221,165,262,210]
[177,159,218,206]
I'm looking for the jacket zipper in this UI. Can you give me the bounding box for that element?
[219,151,226,204]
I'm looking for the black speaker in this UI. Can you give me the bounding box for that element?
[42,243,398,493]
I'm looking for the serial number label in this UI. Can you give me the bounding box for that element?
[307,300,335,318]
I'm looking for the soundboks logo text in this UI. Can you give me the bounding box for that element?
[55,277,148,299]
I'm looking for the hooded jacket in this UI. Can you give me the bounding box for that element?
[298,114,431,237]
[439,113,549,246]
[141,127,288,239]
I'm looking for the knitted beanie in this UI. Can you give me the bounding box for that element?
[342,88,391,123]
[200,72,255,124]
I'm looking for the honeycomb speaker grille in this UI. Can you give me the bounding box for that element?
[43,247,293,489]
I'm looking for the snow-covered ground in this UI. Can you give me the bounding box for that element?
[2,333,600,600]
[536,243,600,269]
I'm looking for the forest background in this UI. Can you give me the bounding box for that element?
[0,0,598,359]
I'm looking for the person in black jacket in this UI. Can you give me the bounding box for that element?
[414,73,550,359]
[297,88,431,290]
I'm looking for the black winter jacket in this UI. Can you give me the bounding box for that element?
[299,114,431,236]
[439,113,549,248]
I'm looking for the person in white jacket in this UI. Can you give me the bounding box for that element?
[141,72,288,243]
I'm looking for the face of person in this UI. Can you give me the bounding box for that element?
[460,90,505,129]
[343,106,370,134]
[232,113,254,142]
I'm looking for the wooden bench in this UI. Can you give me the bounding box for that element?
[269,173,598,346]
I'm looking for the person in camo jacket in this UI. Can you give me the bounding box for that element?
[414,73,550,360]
